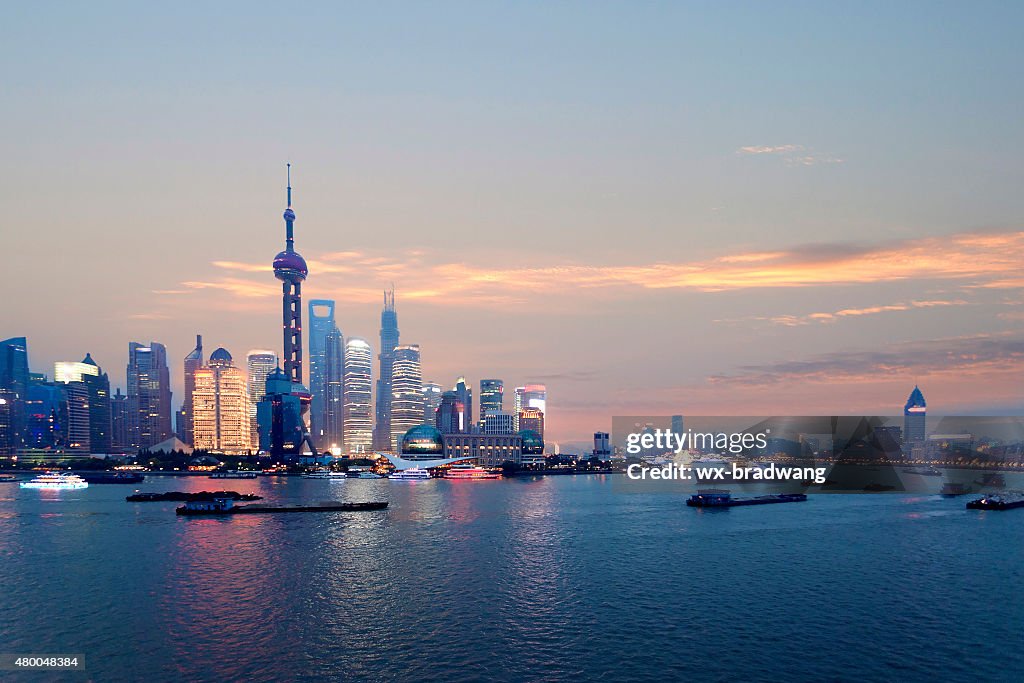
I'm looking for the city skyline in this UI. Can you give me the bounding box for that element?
[4,3,1024,443]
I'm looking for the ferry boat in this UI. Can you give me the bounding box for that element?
[302,470,347,480]
[209,470,259,479]
[20,472,89,490]
[347,468,384,479]
[389,468,432,481]
[444,463,500,480]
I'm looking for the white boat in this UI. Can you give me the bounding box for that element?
[302,470,347,480]
[389,467,432,480]
[20,472,89,490]
[347,469,383,479]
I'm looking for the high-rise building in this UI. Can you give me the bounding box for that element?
[178,335,203,446]
[257,367,305,456]
[62,381,91,454]
[903,385,926,457]
[309,299,344,450]
[454,377,473,429]
[54,354,111,454]
[246,350,277,447]
[482,411,515,435]
[373,288,399,451]
[519,407,545,440]
[593,432,611,460]
[192,348,251,455]
[127,341,172,449]
[23,382,66,451]
[514,384,546,433]
[422,382,443,424]
[389,344,422,452]
[0,390,18,455]
[322,329,345,454]
[435,390,466,434]
[110,388,129,453]
[269,164,315,457]
[343,338,373,456]
[0,336,29,449]
[479,379,503,423]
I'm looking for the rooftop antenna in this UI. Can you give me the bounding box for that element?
[287,163,292,208]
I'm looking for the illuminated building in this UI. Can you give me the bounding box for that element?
[110,388,128,453]
[442,432,522,468]
[422,382,442,424]
[400,424,445,460]
[192,348,251,455]
[519,429,545,468]
[246,350,277,446]
[482,411,515,435]
[268,164,315,457]
[436,391,466,434]
[373,288,399,451]
[593,432,611,460]
[0,337,29,450]
[454,377,473,429]
[127,341,172,449]
[389,344,422,451]
[903,385,926,459]
[519,407,545,441]
[343,337,372,456]
[479,379,503,424]
[309,299,344,450]
[177,335,203,446]
[257,367,305,456]
[0,390,17,455]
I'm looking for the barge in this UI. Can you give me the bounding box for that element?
[966,491,1024,511]
[176,498,388,516]
[686,489,807,508]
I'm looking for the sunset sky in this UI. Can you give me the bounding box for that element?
[4,2,1023,446]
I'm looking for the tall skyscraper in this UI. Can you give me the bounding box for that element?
[178,335,203,446]
[514,384,546,433]
[309,299,344,449]
[0,336,29,449]
[454,377,473,429]
[269,163,315,456]
[322,329,345,454]
[422,382,442,424]
[903,385,926,456]
[192,348,251,455]
[519,407,545,440]
[479,379,503,422]
[373,288,399,451]
[55,354,111,454]
[389,344,422,451]
[246,350,277,446]
[62,381,91,453]
[343,338,373,456]
[127,341,172,449]
[110,388,129,453]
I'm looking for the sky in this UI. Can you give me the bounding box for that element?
[3,2,1023,447]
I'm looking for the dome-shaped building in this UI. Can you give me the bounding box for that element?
[401,424,445,459]
[208,347,233,367]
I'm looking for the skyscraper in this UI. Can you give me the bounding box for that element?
[309,299,343,449]
[110,388,129,453]
[482,411,515,435]
[55,354,111,454]
[246,350,277,446]
[269,163,315,456]
[454,377,473,429]
[179,334,203,446]
[435,391,466,434]
[0,336,29,449]
[323,328,345,453]
[904,385,926,456]
[519,407,545,441]
[343,337,373,456]
[192,348,251,455]
[422,382,442,424]
[479,379,503,423]
[389,344,422,452]
[373,288,399,451]
[127,341,172,449]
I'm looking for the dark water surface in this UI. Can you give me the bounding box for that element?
[1,474,1021,682]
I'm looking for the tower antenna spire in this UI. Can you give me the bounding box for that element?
[287,163,292,208]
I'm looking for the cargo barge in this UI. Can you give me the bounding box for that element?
[686,489,807,508]
[966,491,1024,511]
[176,498,388,516]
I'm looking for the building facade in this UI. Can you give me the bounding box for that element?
[192,348,251,455]
[442,432,522,468]
[479,379,503,423]
[127,341,172,450]
[389,344,422,452]
[343,337,373,456]
[373,288,399,451]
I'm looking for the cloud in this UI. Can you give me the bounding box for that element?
[753,299,970,327]
[708,333,1024,387]
[737,144,843,166]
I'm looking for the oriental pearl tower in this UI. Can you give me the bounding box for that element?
[273,163,316,455]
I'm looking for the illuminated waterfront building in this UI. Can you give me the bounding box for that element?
[127,341,172,449]
[343,338,372,456]
[55,354,111,454]
[1,336,30,448]
[454,377,473,430]
[322,328,344,454]
[177,335,203,446]
[519,429,545,468]
[192,348,251,455]
[373,288,399,451]
[246,350,277,446]
[479,379,503,424]
[400,424,445,461]
[519,407,545,441]
[422,382,442,424]
[309,299,344,450]
[903,385,927,458]
[442,432,522,468]
[389,344,422,452]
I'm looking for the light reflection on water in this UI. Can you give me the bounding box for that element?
[0,474,1022,682]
